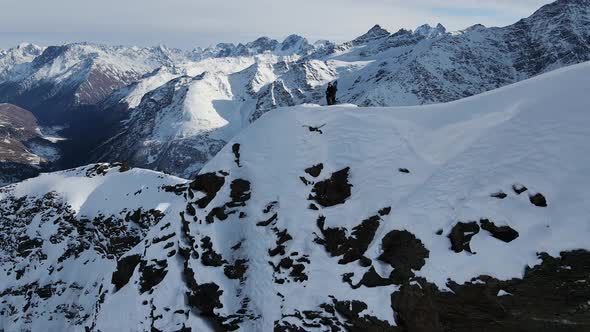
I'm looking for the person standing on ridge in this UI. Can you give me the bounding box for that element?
[331,80,338,105]
[326,81,338,106]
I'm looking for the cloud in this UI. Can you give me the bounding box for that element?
[0,0,554,48]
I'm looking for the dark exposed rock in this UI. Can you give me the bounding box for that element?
[85,163,130,177]
[359,256,372,267]
[232,143,241,167]
[227,179,251,208]
[391,250,590,332]
[299,176,311,186]
[315,213,381,264]
[139,259,168,293]
[491,191,508,199]
[257,213,278,227]
[378,230,429,284]
[231,241,243,251]
[448,222,480,254]
[274,321,308,332]
[224,259,249,280]
[379,207,392,216]
[347,267,395,289]
[308,203,319,210]
[111,254,141,290]
[263,201,279,214]
[188,283,223,317]
[35,284,53,299]
[512,184,528,195]
[189,173,226,208]
[480,219,519,243]
[201,236,226,267]
[529,193,547,207]
[334,299,397,331]
[152,233,175,244]
[269,229,293,257]
[16,237,43,258]
[186,203,196,216]
[398,168,410,174]
[309,167,352,207]
[198,180,250,224]
[275,296,397,331]
[289,264,308,282]
[334,300,367,320]
[206,206,229,224]
[305,164,324,178]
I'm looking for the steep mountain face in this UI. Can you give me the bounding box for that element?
[89,54,340,178]
[0,43,186,122]
[331,0,590,106]
[0,43,45,79]
[1,61,590,332]
[0,103,59,186]
[88,0,590,178]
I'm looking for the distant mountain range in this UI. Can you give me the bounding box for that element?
[0,0,589,182]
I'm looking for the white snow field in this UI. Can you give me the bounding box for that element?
[1,61,589,331]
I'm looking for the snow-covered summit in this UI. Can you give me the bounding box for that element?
[352,24,391,45]
[0,43,44,79]
[414,23,447,38]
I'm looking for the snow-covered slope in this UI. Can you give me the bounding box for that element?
[90,0,590,178]
[0,43,45,79]
[1,60,589,331]
[0,103,60,186]
[0,43,192,122]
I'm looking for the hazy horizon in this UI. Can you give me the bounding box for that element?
[1,0,553,49]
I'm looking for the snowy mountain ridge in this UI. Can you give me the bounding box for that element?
[0,0,589,181]
[86,0,590,178]
[1,60,589,331]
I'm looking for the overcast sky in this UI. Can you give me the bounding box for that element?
[0,0,553,49]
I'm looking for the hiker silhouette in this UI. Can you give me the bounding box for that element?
[326,81,338,105]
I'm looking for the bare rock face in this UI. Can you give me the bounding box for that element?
[480,219,519,243]
[392,250,590,332]
[309,167,352,207]
[378,230,429,284]
[448,222,480,254]
[530,193,548,207]
[111,254,141,290]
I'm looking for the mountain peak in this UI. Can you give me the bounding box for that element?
[414,23,447,38]
[353,24,391,44]
[528,0,590,20]
[279,34,312,54]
